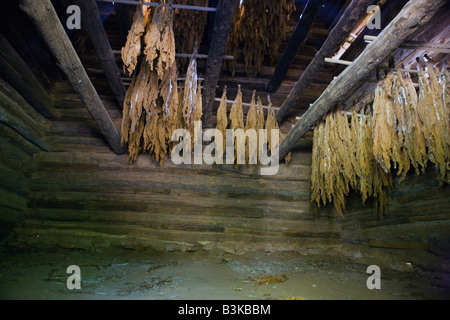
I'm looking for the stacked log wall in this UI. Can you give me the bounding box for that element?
[0,78,49,240]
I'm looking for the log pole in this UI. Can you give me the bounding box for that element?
[20,0,125,155]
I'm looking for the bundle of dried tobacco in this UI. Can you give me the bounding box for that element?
[225,0,296,75]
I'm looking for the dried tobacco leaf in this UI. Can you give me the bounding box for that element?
[245,91,258,164]
[216,86,228,159]
[229,85,244,165]
[144,3,176,78]
[225,0,295,75]
[229,85,244,131]
[373,73,395,173]
[121,2,179,165]
[311,107,392,217]
[173,0,208,72]
[121,6,150,75]
[265,97,278,153]
[182,55,201,147]
[418,64,449,184]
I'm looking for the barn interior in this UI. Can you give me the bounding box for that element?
[0,0,449,300]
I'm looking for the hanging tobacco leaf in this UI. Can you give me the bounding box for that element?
[121,6,150,75]
[225,0,296,75]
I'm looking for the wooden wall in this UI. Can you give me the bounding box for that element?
[335,169,450,274]
[1,77,449,282]
[0,78,49,240]
[13,145,343,254]
[3,80,339,253]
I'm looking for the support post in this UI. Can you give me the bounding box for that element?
[20,0,125,155]
[202,0,238,127]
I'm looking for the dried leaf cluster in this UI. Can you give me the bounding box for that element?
[172,0,208,72]
[121,3,202,165]
[225,0,296,75]
[245,91,258,164]
[121,6,150,75]
[215,86,290,165]
[144,3,176,78]
[182,56,203,147]
[373,72,423,181]
[373,67,449,184]
[216,86,228,159]
[417,64,449,184]
[311,109,392,217]
[312,67,449,216]
[229,85,245,165]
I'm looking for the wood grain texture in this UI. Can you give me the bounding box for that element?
[19,0,125,155]
[73,0,126,106]
[202,0,239,126]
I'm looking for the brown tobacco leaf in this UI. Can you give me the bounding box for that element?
[256,97,265,132]
[121,6,150,76]
[127,113,145,163]
[120,67,138,146]
[229,86,244,165]
[373,74,395,173]
[216,86,228,159]
[265,97,278,155]
[193,81,203,149]
[182,57,198,128]
[418,64,449,184]
[144,4,176,78]
[173,0,208,72]
[311,107,392,217]
[121,2,180,165]
[245,91,258,164]
[181,55,202,152]
[229,85,244,131]
[225,0,295,75]
[393,72,427,178]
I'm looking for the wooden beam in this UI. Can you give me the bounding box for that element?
[213,98,279,110]
[111,50,234,60]
[0,83,50,151]
[73,0,126,106]
[0,34,58,119]
[365,35,450,53]
[274,0,378,123]
[19,0,125,155]
[279,0,447,160]
[325,57,420,73]
[266,0,323,93]
[202,0,239,127]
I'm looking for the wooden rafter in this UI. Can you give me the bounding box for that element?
[274,0,378,123]
[74,0,126,106]
[19,0,125,155]
[279,0,447,160]
[0,34,58,120]
[266,0,323,93]
[202,0,239,127]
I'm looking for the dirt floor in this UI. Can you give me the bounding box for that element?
[0,249,449,300]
